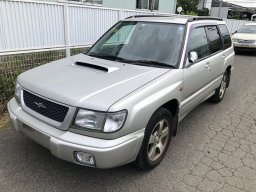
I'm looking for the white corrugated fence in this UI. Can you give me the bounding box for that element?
[0,0,254,56]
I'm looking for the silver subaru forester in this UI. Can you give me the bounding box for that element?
[8,15,234,170]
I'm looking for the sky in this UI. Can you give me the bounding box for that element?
[224,0,256,8]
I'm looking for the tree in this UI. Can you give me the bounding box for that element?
[176,0,199,14]
[185,11,198,16]
[198,8,210,16]
[228,11,240,19]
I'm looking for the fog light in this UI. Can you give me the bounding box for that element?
[74,151,95,166]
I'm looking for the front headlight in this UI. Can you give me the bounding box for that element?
[14,81,22,105]
[231,37,238,43]
[74,109,127,133]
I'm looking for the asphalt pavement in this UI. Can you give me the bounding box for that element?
[0,51,256,192]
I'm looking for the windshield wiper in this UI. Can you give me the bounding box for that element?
[88,54,176,68]
[87,53,133,63]
[134,60,176,69]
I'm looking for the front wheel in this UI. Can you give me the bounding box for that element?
[134,108,173,170]
[209,72,228,103]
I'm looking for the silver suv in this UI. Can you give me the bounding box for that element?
[8,16,234,170]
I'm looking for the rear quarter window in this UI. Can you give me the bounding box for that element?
[205,26,223,54]
[218,24,232,49]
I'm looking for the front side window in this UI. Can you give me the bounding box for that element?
[136,0,159,10]
[189,27,209,60]
[87,21,186,68]
[218,25,231,49]
[205,26,223,54]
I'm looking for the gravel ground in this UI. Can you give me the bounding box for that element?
[0,51,256,192]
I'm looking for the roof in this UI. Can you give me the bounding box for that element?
[124,15,223,24]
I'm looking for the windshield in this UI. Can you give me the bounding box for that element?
[238,25,256,34]
[87,21,185,68]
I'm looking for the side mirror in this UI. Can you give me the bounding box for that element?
[232,30,237,35]
[188,51,198,64]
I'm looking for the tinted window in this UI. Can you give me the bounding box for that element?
[219,25,231,49]
[189,27,209,60]
[205,26,223,54]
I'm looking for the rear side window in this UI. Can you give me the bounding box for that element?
[218,24,232,49]
[205,26,223,54]
[189,27,209,60]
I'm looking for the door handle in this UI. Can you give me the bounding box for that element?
[222,54,226,59]
[205,62,211,69]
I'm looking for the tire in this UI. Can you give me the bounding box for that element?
[134,108,173,170]
[209,71,228,103]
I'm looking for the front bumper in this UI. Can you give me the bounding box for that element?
[8,98,144,168]
[233,42,256,49]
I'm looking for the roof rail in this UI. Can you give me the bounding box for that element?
[125,15,223,22]
[125,15,171,19]
[188,17,223,22]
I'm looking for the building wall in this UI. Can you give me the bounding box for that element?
[103,0,177,13]
[33,0,177,13]
[198,0,212,11]
[28,0,177,14]
[211,7,229,18]
[103,0,136,10]
[159,0,177,13]
[35,0,58,2]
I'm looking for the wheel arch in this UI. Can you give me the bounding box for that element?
[226,65,232,88]
[160,99,179,137]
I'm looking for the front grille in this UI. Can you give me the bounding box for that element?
[23,90,69,122]
[238,39,255,44]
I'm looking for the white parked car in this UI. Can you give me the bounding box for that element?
[232,23,256,53]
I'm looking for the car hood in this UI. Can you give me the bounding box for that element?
[233,33,256,41]
[18,54,169,111]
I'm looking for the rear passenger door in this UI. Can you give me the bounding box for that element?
[204,26,225,84]
[218,24,233,72]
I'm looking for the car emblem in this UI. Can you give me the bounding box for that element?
[33,102,47,109]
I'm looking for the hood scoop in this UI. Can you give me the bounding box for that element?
[75,61,119,73]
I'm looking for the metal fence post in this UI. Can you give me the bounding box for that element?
[231,20,235,33]
[118,9,122,21]
[63,3,70,57]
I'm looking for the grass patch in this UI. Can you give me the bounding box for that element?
[0,112,11,129]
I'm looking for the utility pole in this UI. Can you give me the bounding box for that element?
[218,0,223,18]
